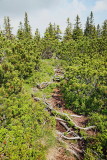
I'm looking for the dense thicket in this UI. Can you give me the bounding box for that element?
[57,12,107,160]
[0,13,55,160]
[0,11,107,159]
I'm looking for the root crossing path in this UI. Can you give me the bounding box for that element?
[33,66,96,160]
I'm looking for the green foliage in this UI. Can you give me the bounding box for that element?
[73,15,83,40]
[63,18,72,41]
[58,13,107,158]
[84,11,97,38]
[3,16,13,39]
[0,11,107,159]
[0,93,55,159]
[41,23,62,59]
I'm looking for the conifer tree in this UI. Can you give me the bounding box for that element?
[73,15,83,40]
[63,18,72,41]
[84,17,90,36]
[97,24,101,38]
[84,11,96,38]
[44,23,56,40]
[3,16,12,39]
[102,20,107,38]
[44,23,61,40]
[54,25,62,40]
[17,22,24,40]
[89,11,97,38]
[24,12,32,38]
[34,28,41,42]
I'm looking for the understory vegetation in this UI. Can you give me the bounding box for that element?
[0,11,107,159]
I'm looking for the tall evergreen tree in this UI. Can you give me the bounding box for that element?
[102,20,107,38]
[34,28,41,42]
[3,16,12,39]
[90,11,94,26]
[84,11,96,38]
[89,11,97,38]
[44,23,55,39]
[24,12,32,38]
[63,18,72,41]
[97,24,101,38]
[54,25,62,40]
[17,22,24,40]
[73,15,83,40]
[84,17,90,36]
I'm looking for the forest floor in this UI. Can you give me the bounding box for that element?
[31,60,96,160]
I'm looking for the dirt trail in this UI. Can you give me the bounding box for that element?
[46,68,86,160]
[32,66,96,160]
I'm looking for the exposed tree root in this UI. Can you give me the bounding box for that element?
[57,137,82,160]
[44,100,96,131]
[70,115,83,118]
[57,131,83,140]
[55,117,66,122]
[59,121,70,131]
[64,114,96,131]
[39,69,97,160]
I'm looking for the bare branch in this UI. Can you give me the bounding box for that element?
[56,131,83,140]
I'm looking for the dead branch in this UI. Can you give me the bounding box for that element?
[57,137,81,160]
[62,135,83,140]
[57,131,83,140]
[67,148,81,160]
[55,117,66,122]
[65,114,95,131]
[70,115,83,118]
[70,145,83,153]
[59,121,70,131]
[44,100,96,131]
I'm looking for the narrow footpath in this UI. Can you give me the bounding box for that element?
[32,65,96,160]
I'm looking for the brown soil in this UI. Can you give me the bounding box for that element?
[47,87,88,128]
[47,147,75,160]
[47,88,65,109]
[45,68,96,160]
[56,120,67,132]
[72,116,88,127]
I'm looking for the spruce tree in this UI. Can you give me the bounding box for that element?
[97,24,101,38]
[102,20,107,38]
[17,22,24,40]
[44,23,55,40]
[63,18,72,41]
[89,11,97,38]
[84,11,96,38]
[34,28,41,43]
[73,15,83,40]
[3,16,12,39]
[84,17,90,36]
[54,25,62,40]
[24,12,32,38]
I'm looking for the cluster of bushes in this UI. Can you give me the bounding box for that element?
[0,15,56,159]
[59,38,107,159]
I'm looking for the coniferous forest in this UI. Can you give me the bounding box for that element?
[0,12,107,160]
